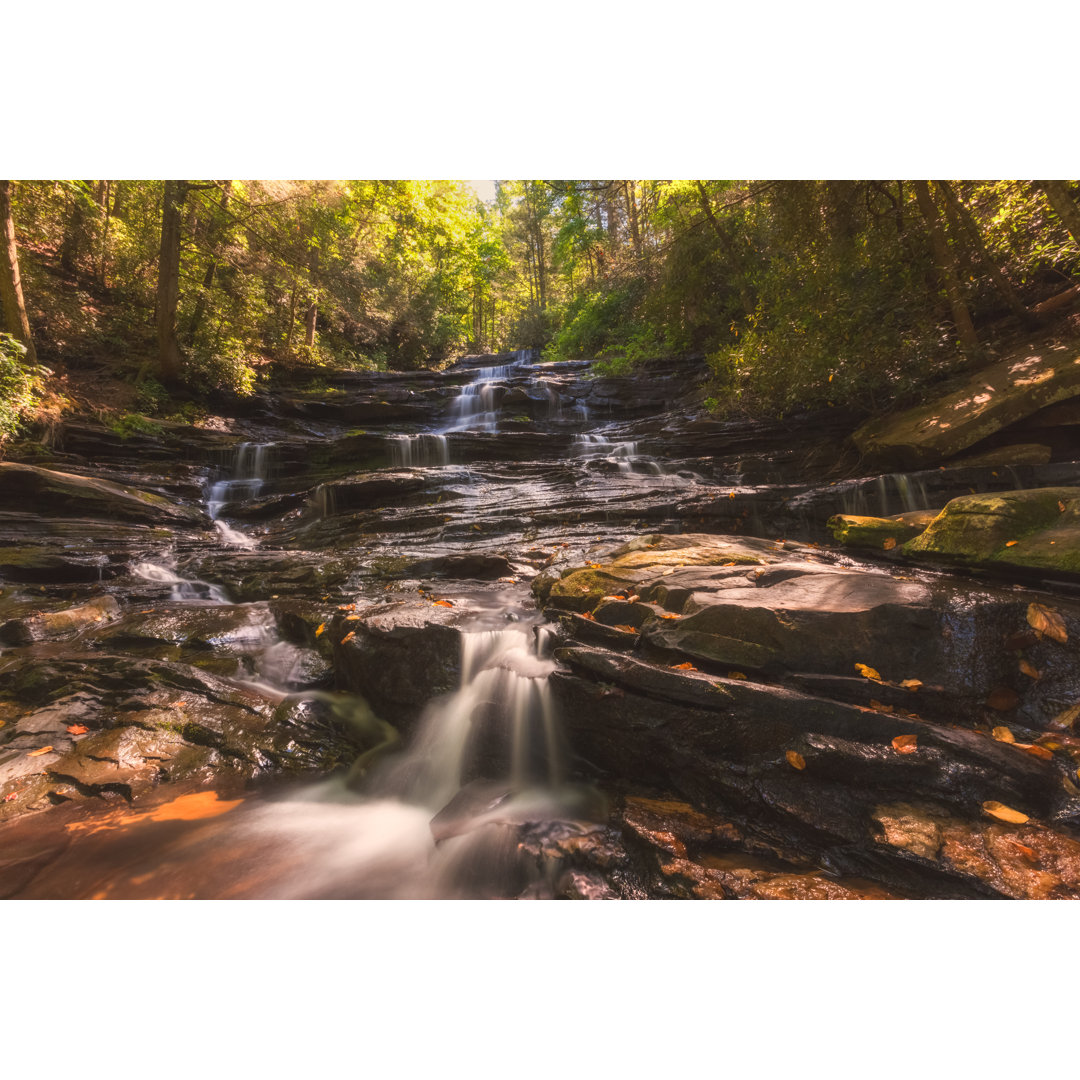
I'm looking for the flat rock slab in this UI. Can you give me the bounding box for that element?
[853,339,1080,469]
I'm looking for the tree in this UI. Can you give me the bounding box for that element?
[1035,181,1080,251]
[156,179,189,381]
[0,181,37,365]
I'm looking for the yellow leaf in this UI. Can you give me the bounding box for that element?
[659,613,681,620]
[891,734,918,754]
[340,631,356,644]
[855,663,882,681]
[344,614,360,621]
[882,537,897,551]
[992,726,1016,744]
[900,679,923,690]
[1019,659,1041,680]
[1051,704,1080,730]
[982,800,1029,824]
[727,671,748,680]
[1027,602,1068,644]
[27,746,54,757]
[786,750,806,770]
[315,623,326,637]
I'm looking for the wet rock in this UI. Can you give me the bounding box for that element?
[0,462,206,526]
[853,339,1080,469]
[949,443,1053,468]
[406,553,517,580]
[0,595,120,646]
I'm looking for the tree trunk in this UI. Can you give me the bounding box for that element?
[185,181,232,347]
[156,179,188,382]
[60,184,89,276]
[937,181,1030,322]
[1036,181,1080,250]
[694,181,755,318]
[605,182,619,254]
[913,180,981,364]
[285,279,299,351]
[96,181,111,287]
[304,244,319,348]
[0,180,37,364]
[625,181,641,258]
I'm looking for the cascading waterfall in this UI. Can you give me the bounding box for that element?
[131,560,230,604]
[388,433,450,468]
[207,441,275,548]
[443,349,533,432]
[571,432,664,475]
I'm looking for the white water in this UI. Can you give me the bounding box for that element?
[443,349,532,432]
[571,432,664,475]
[206,442,274,547]
[388,433,450,468]
[131,560,231,604]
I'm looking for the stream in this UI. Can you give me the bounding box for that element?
[5,350,1080,898]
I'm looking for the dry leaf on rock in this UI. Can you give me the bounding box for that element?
[1027,602,1067,644]
[66,724,89,735]
[27,746,54,757]
[899,678,923,690]
[1051,704,1080,730]
[855,663,882,681]
[340,631,356,644]
[1016,743,1054,761]
[982,800,1029,824]
[992,726,1016,743]
[727,671,748,680]
[671,662,697,671]
[785,750,806,770]
[891,734,918,754]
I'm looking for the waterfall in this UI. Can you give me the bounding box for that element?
[206,441,274,548]
[570,432,664,474]
[131,561,230,604]
[443,349,532,432]
[388,433,450,468]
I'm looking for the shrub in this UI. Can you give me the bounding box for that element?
[0,334,46,445]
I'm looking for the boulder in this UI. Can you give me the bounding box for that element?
[827,514,926,550]
[852,339,1080,469]
[0,595,120,646]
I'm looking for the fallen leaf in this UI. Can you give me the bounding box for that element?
[1027,602,1067,644]
[1009,840,1036,861]
[870,699,895,713]
[992,726,1016,744]
[340,631,356,644]
[588,563,601,569]
[855,663,882,681]
[432,599,455,608]
[982,800,1029,824]
[671,662,697,671]
[27,746,54,757]
[882,537,897,551]
[579,611,596,621]
[337,604,356,612]
[344,614,360,621]
[986,687,1020,711]
[900,679,923,691]
[1016,742,1054,761]
[626,595,640,603]
[1019,659,1041,680]
[613,624,639,634]
[727,671,748,680]
[659,613,681,620]
[2,793,16,802]
[1004,540,1019,547]
[1050,704,1080,730]
[1038,739,1063,751]
[891,734,918,754]
[786,750,806,770]
[1063,776,1080,796]
[1059,501,1066,513]
[315,623,326,637]
[66,724,89,735]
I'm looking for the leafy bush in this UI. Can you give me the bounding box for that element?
[134,376,170,415]
[185,338,256,396]
[0,333,46,445]
[107,412,164,439]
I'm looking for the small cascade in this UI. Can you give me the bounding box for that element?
[443,349,533,432]
[388,433,450,468]
[311,483,335,518]
[840,472,934,517]
[207,441,274,548]
[131,561,230,604]
[570,433,664,475]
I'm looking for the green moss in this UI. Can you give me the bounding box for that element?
[548,566,641,613]
[828,514,925,550]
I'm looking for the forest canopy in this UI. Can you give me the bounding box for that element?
[1,178,1079,441]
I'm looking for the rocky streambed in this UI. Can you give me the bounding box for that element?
[4,345,1080,899]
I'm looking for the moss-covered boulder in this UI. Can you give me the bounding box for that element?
[547,566,646,613]
[827,514,926,550]
[903,487,1080,572]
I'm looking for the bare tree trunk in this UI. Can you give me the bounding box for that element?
[185,181,232,347]
[914,180,981,363]
[285,279,299,351]
[625,181,641,258]
[304,244,319,348]
[60,183,89,276]
[0,180,37,364]
[937,180,1030,322]
[1035,181,1080,250]
[156,179,188,382]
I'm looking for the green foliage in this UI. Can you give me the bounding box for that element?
[134,376,170,415]
[185,339,257,396]
[0,334,45,445]
[106,412,164,439]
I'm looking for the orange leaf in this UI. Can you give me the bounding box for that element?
[671,662,697,671]
[891,734,918,754]
[1027,602,1068,644]
[659,613,681,620]
[1050,704,1080,730]
[1004,540,1019,547]
[1059,501,1066,513]
[27,746,54,757]
[786,750,806,770]
[855,662,882,681]
[1009,840,1036,861]
[882,537,897,551]
[337,603,356,611]
[432,599,455,608]
[900,679,923,690]
[344,614,360,621]
[315,623,326,637]
[613,624,639,634]
[579,611,596,621]
[1019,659,1041,680]
[66,724,89,735]
[340,631,356,644]
[982,801,1029,824]
[1016,742,1054,761]
[992,726,1016,744]
[870,699,895,714]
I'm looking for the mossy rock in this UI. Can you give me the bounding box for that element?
[827,515,926,550]
[903,487,1080,572]
[547,566,644,614]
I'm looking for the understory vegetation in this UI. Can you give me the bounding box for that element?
[1,178,1079,440]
